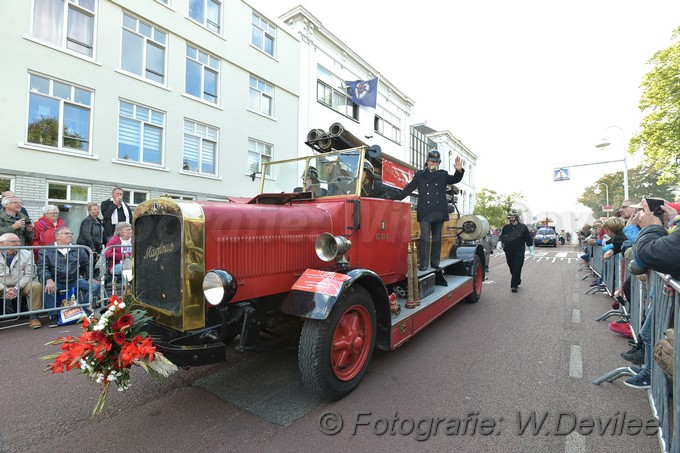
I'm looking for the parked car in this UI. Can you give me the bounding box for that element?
[534,227,558,247]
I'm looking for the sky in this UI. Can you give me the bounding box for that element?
[250,0,680,223]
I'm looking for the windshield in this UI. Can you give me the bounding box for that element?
[259,149,363,197]
[537,228,556,235]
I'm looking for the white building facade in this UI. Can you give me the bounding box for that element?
[1,0,300,230]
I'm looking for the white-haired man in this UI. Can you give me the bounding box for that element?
[0,232,43,328]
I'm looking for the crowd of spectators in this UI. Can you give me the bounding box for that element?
[578,196,680,390]
[0,188,134,329]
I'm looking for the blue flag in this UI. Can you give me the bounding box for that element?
[345,78,378,108]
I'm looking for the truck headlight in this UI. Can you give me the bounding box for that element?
[202,270,237,306]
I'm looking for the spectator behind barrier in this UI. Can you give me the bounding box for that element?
[31,205,66,261]
[37,226,100,328]
[0,196,34,246]
[105,222,133,276]
[0,233,43,329]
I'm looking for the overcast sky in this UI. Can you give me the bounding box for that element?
[251,0,680,218]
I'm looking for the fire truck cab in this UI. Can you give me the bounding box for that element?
[132,144,488,401]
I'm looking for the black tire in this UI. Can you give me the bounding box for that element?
[298,285,376,401]
[465,255,484,303]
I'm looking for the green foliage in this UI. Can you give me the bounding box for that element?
[577,162,676,215]
[26,116,85,150]
[629,26,680,185]
[473,188,525,229]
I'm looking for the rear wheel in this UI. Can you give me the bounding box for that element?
[298,285,376,401]
[465,255,484,303]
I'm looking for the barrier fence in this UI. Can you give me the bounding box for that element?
[1,244,130,325]
[586,244,678,453]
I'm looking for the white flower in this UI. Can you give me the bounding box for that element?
[93,324,105,331]
[106,374,117,382]
[118,302,126,309]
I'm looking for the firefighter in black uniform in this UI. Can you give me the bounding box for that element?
[397,150,464,271]
[498,209,535,292]
[360,161,400,199]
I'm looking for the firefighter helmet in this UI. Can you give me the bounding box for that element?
[363,161,375,180]
[427,150,441,162]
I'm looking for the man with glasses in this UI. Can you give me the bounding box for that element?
[37,227,100,327]
[0,233,43,328]
[619,199,639,220]
[0,196,34,246]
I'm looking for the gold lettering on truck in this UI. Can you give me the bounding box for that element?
[144,242,175,261]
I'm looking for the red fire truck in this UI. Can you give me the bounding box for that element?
[131,131,489,401]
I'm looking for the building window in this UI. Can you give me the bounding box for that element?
[185,44,219,104]
[47,181,90,227]
[122,189,149,206]
[183,119,218,176]
[316,66,358,120]
[374,108,401,143]
[0,177,12,193]
[117,100,164,166]
[251,13,275,56]
[32,0,96,57]
[249,76,274,116]
[27,74,93,153]
[188,0,221,33]
[121,13,167,84]
[247,139,272,177]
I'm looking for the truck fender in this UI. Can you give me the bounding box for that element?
[280,269,390,324]
[453,244,486,276]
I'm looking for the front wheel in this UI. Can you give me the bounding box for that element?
[465,255,484,303]
[298,285,376,401]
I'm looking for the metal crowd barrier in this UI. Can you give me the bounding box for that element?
[1,244,98,324]
[648,273,679,453]
[97,243,133,300]
[587,246,679,452]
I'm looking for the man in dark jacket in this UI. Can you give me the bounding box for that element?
[101,187,131,242]
[498,210,535,292]
[396,150,464,271]
[360,161,400,199]
[634,201,680,279]
[38,226,100,327]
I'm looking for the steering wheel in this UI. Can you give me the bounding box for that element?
[328,176,356,195]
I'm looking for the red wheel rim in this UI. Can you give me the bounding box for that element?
[331,304,372,381]
[473,262,483,294]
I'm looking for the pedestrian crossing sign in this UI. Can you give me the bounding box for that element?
[553,168,570,181]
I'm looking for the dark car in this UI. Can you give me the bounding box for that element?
[534,227,558,247]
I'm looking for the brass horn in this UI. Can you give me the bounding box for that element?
[315,232,352,264]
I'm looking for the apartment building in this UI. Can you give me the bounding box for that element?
[1,0,300,230]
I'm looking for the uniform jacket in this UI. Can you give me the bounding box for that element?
[499,222,533,253]
[0,249,36,291]
[37,245,90,286]
[398,169,464,222]
[0,210,34,245]
[101,198,132,240]
[634,225,680,280]
[77,215,105,254]
[361,179,400,199]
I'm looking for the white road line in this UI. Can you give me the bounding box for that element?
[555,252,568,258]
[552,257,557,263]
[565,432,586,453]
[569,345,583,378]
[572,309,580,323]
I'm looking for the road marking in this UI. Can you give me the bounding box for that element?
[572,309,580,323]
[552,257,557,263]
[569,345,583,378]
[555,252,569,258]
[565,431,586,453]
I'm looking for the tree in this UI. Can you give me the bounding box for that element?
[577,162,676,215]
[473,188,525,229]
[629,26,680,185]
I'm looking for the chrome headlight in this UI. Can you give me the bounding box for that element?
[202,270,237,306]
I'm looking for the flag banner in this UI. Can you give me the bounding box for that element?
[345,78,378,108]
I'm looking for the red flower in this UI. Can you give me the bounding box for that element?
[113,332,127,345]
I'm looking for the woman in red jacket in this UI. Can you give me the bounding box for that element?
[31,205,66,260]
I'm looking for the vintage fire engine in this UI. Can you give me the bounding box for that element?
[131,124,489,401]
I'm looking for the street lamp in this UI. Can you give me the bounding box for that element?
[595,126,629,200]
[593,183,609,217]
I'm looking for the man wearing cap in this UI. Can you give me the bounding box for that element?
[360,161,399,199]
[396,150,464,271]
[498,210,535,292]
